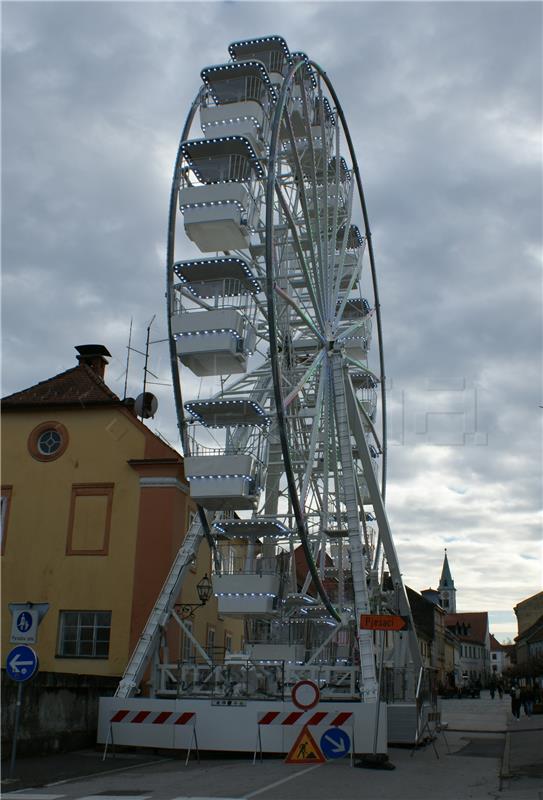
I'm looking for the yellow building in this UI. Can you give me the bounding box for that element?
[1,344,242,683]
[514,591,543,637]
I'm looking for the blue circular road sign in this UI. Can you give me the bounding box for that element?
[320,727,351,759]
[6,645,39,682]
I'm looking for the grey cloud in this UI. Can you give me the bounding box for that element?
[2,2,541,630]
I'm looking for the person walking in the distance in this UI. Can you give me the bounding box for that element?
[522,684,534,717]
[510,684,522,719]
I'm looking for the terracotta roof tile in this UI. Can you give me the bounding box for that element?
[2,364,120,407]
[490,633,507,651]
[445,612,489,644]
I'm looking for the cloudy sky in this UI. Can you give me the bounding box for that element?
[2,1,541,642]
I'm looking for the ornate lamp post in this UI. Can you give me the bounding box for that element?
[175,574,213,619]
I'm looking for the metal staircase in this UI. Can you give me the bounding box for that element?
[116,515,206,698]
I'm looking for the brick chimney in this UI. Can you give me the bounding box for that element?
[75,344,111,380]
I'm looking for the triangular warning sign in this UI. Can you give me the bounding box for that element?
[285,724,325,764]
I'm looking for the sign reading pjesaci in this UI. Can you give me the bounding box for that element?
[359,613,407,631]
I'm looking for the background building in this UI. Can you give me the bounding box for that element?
[445,612,491,686]
[489,633,510,678]
[514,591,543,671]
[406,587,447,691]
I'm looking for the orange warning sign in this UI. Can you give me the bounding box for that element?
[285,724,325,764]
[359,613,407,631]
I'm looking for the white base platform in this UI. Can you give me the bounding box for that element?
[98,696,388,754]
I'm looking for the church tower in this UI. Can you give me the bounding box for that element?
[438,549,456,612]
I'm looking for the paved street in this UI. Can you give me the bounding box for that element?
[2,693,542,800]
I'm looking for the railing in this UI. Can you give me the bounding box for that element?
[189,152,254,184]
[379,665,434,708]
[236,48,286,76]
[186,436,266,466]
[155,658,360,700]
[204,75,271,107]
[172,283,259,322]
[358,386,377,406]
[214,547,286,577]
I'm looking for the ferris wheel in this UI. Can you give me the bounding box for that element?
[160,35,421,704]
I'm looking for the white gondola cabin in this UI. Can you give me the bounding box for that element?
[172,257,259,376]
[178,137,263,252]
[228,35,292,88]
[212,540,288,615]
[183,398,268,510]
[184,451,262,510]
[200,61,277,152]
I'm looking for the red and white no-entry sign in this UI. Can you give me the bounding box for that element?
[291,679,320,710]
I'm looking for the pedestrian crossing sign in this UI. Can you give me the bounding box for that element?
[285,725,325,764]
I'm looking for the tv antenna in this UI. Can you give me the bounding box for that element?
[123,315,171,421]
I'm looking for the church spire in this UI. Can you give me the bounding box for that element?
[438,549,456,612]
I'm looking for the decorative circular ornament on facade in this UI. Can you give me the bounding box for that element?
[28,421,69,462]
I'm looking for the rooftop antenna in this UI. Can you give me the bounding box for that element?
[142,314,156,403]
[122,317,133,401]
[124,314,171,422]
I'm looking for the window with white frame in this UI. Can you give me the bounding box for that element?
[57,611,111,658]
[225,632,233,653]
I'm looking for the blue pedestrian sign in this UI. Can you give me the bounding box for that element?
[320,727,351,759]
[16,612,33,633]
[6,645,39,682]
[9,606,40,644]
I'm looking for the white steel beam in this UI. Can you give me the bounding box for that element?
[331,352,378,702]
[343,366,423,678]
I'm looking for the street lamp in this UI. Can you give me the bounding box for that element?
[175,574,213,619]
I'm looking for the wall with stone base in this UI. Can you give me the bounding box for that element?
[1,670,118,756]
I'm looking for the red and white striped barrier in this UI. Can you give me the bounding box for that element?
[257,711,305,726]
[110,709,195,726]
[257,710,352,727]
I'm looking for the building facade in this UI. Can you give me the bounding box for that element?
[513,591,543,672]
[445,612,491,686]
[407,587,447,690]
[489,633,510,677]
[1,345,242,685]
[515,617,543,668]
[514,591,543,638]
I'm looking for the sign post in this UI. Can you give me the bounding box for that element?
[6,645,39,778]
[359,614,407,763]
